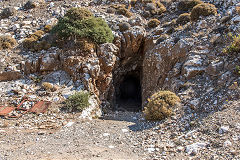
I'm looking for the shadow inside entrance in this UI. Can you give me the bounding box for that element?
[116,73,142,112]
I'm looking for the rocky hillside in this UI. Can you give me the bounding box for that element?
[0,0,240,159]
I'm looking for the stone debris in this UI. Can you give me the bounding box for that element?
[219,126,230,134]
[0,0,240,159]
[185,142,208,155]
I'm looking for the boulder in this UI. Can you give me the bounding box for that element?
[142,39,191,102]
[0,8,16,19]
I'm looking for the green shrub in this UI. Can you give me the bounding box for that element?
[177,0,203,11]
[190,3,217,21]
[144,90,180,121]
[66,91,90,112]
[223,34,240,54]
[176,13,191,25]
[51,8,114,44]
[148,18,160,28]
[236,65,240,75]
[0,35,17,50]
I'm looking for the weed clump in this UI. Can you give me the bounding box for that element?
[0,35,17,50]
[144,90,180,121]
[190,3,217,21]
[177,0,203,11]
[176,13,191,25]
[64,7,93,21]
[41,82,57,92]
[113,5,133,18]
[66,91,90,112]
[51,8,114,44]
[23,30,51,51]
[148,18,160,28]
[223,34,240,54]
[44,25,52,33]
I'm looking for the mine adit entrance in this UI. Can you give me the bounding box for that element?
[115,70,142,112]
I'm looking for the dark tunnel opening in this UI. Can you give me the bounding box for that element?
[116,73,142,112]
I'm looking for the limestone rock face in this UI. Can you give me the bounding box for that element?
[206,60,224,76]
[22,52,60,74]
[40,52,60,72]
[97,43,119,100]
[142,39,191,103]
[118,26,146,58]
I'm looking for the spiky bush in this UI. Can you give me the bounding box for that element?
[23,30,51,51]
[177,0,203,11]
[190,3,217,21]
[148,18,160,28]
[44,25,52,33]
[41,82,57,92]
[176,13,191,25]
[144,91,180,121]
[64,7,93,21]
[155,2,166,15]
[65,91,90,112]
[0,35,17,50]
[51,8,114,44]
[114,5,133,17]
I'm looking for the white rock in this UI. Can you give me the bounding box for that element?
[185,142,207,155]
[12,24,20,31]
[49,2,54,7]
[103,133,110,137]
[121,129,128,133]
[65,122,74,127]
[177,146,184,152]
[147,148,155,153]
[53,96,60,102]
[219,126,229,134]
[223,140,232,147]
[232,15,240,23]
[108,145,114,149]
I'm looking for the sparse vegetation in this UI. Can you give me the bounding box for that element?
[65,91,90,112]
[155,2,166,15]
[64,7,93,21]
[51,8,114,44]
[44,25,52,33]
[144,90,180,121]
[176,13,191,25]
[41,82,57,92]
[23,30,51,51]
[115,5,133,17]
[223,34,240,54]
[148,18,160,28]
[77,38,96,53]
[177,0,203,11]
[235,65,240,75]
[0,35,17,50]
[190,3,217,21]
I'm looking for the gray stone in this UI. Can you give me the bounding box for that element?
[0,8,16,19]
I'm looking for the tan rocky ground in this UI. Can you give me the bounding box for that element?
[0,0,240,159]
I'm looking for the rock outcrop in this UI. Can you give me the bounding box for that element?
[142,38,191,103]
